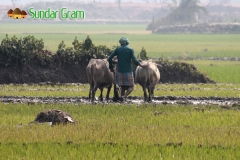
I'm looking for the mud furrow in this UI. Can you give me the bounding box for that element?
[0,96,239,106]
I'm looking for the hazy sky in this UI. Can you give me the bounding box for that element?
[1,0,240,5]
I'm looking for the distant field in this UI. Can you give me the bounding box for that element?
[190,60,240,84]
[0,23,150,34]
[0,23,240,59]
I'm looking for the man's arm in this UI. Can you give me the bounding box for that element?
[130,49,140,66]
[108,50,117,71]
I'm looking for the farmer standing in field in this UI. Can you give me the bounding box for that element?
[108,37,145,102]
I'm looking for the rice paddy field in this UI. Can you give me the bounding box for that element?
[0,23,240,159]
[0,23,240,58]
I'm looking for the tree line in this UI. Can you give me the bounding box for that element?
[0,34,149,68]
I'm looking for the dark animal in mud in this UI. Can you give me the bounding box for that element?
[86,59,114,102]
[135,61,160,102]
[34,109,75,125]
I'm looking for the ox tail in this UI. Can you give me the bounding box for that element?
[148,80,155,89]
[148,65,160,89]
[89,63,97,90]
[146,62,152,89]
[147,62,157,89]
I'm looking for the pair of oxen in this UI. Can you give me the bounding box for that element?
[86,58,160,103]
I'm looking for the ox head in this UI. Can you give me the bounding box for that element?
[139,60,162,68]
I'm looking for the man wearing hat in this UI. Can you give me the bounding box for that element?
[108,37,145,102]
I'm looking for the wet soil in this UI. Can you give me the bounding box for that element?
[0,96,239,106]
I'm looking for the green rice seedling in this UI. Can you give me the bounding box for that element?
[0,143,239,159]
[0,103,240,159]
[190,60,240,84]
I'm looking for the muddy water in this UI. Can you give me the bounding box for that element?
[0,96,239,106]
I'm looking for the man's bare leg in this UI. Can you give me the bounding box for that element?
[123,86,133,99]
[120,87,125,97]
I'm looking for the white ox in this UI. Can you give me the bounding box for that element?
[135,61,160,102]
[86,59,114,102]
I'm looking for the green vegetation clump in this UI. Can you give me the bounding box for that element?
[137,46,148,60]
[0,35,114,68]
[56,36,114,65]
[0,34,48,67]
[157,60,214,83]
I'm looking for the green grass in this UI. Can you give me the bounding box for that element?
[0,83,240,98]
[1,143,239,159]
[0,103,240,159]
[0,23,240,58]
[189,60,240,84]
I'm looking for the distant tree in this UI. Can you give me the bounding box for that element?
[147,0,208,30]
[83,35,93,51]
[137,47,148,60]
[169,0,207,23]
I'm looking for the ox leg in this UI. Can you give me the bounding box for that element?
[99,88,103,102]
[91,86,98,103]
[106,85,112,102]
[142,85,148,102]
[88,89,91,101]
[124,86,133,98]
[119,86,126,102]
[152,87,155,97]
[120,86,125,97]
[88,85,92,101]
[148,88,152,102]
